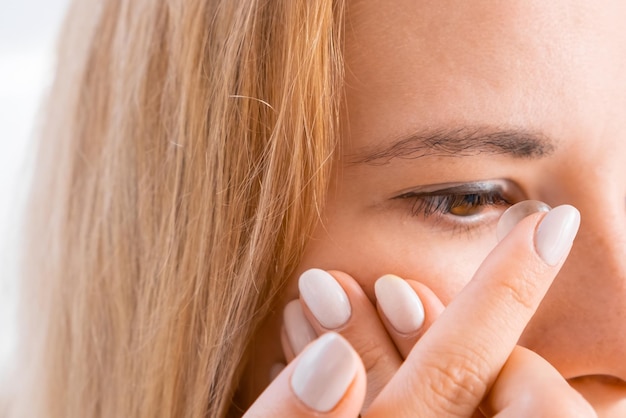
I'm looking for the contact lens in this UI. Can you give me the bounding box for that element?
[496,200,551,241]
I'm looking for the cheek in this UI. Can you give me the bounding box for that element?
[291,219,499,306]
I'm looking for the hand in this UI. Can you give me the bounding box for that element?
[283,270,443,409]
[268,204,596,416]
[243,332,366,417]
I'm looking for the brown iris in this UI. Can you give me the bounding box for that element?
[448,195,485,216]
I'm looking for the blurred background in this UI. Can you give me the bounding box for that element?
[0,0,70,377]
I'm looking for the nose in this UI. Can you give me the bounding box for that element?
[519,181,626,382]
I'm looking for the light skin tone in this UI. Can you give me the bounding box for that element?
[241,0,626,416]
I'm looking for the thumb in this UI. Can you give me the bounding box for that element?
[244,332,366,418]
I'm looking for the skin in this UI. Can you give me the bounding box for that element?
[242,0,626,415]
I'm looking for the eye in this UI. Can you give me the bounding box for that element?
[392,181,523,231]
[407,191,511,218]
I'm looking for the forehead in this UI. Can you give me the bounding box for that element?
[343,0,626,151]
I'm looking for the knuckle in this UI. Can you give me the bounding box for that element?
[421,345,490,414]
[357,337,389,373]
[497,270,541,312]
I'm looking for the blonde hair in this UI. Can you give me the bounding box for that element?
[10,0,345,416]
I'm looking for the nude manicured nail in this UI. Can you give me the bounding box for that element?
[375,274,425,334]
[535,205,581,266]
[291,333,358,412]
[298,269,351,329]
[283,300,317,355]
[496,200,551,242]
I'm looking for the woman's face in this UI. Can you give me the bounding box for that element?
[280,0,626,412]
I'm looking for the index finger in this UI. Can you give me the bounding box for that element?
[366,205,580,417]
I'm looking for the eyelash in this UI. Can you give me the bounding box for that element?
[404,190,511,218]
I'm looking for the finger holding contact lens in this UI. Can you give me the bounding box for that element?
[496,200,551,242]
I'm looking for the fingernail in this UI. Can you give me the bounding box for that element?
[535,205,581,266]
[291,333,358,412]
[298,269,351,329]
[497,200,551,242]
[283,300,317,355]
[269,363,285,381]
[374,274,425,334]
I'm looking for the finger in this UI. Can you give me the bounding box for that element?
[282,300,317,362]
[269,363,285,381]
[366,205,581,417]
[296,269,403,409]
[374,275,445,358]
[482,346,596,417]
[245,332,366,417]
[281,325,296,363]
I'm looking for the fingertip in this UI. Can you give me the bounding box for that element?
[496,200,551,242]
[298,269,351,329]
[496,202,581,267]
[246,333,365,417]
[534,204,581,266]
[291,332,363,413]
[283,299,317,356]
[374,274,425,334]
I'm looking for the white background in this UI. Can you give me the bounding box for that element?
[0,0,70,377]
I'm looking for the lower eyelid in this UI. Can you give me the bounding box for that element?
[438,207,508,234]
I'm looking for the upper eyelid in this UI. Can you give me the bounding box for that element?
[393,182,506,200]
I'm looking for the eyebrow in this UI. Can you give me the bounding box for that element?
[348,126,556,165]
